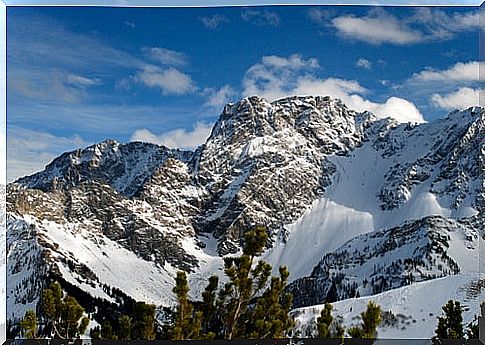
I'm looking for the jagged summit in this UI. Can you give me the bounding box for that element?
[14,140,193,197]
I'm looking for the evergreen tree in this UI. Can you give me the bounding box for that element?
[200,275,219,338]
[131,302,157,340]
[40,282,90,339]
[19,310,37,339]
[220,226,269,339]
[348,325,364,338]
[169,226,294,340]
[170,271,203,340]
[248,266,294,339]
[118,315,132,340]
[61,296,90,338]
[316,303,344,339]
[316,303,333,338]
[434,300,464,339]
[348,301,381,340]
[101,320,116,340]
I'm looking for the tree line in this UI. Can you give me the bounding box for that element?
[17,226,481,341]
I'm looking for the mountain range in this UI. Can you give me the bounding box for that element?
[6,95,484,338]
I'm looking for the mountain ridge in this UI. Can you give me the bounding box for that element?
[6,95,484,337]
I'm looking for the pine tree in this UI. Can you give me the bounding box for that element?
[200,275,219,338]
[131,302,157,340]
[317,303,333,338]
[348,301,381,340]
[40,282,90,339]
[19,310,37,339]
[61,296,90,338]
[170,271,202,340]
[41,281,63,334]
[316,303,344,339]
[248,265,294,339]
[169,226,294,340]
[220,226,269,339]
[361,301,381,338]
[118,315,132,340]
[434,300,464,339]
[101,320,116,339]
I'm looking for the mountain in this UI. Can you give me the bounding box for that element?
[5,95,484,337]
[287,215,481,308]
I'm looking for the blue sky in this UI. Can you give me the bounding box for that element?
[6,4,482,181]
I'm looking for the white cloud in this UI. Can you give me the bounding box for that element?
[66,74,101,87]
[199,14,229,29]
[332,11,423,45]
[431,87,480,110]
[348,95,424,123]
[136,66,196,95]
[124,20,136,28]
[408,8,479,40]
[356,58,372,69]
[404,61,481,112]
[241,9,280,26]
[7,127,87,182]
[142,47,188,66]
[411,61,480,82]
[131,122,213,150]
[307,8,334,24]
[243,54,320,101]
[10,69,89,103]
[242,54,424,123]
[203,85,238,110]
[262,54,319,69]
[330,8,479,45]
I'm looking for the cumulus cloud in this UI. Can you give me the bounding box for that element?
[131,122,213,150]
[7,127,87,182]
[243,54,320,100]
[203,85,238,110]
[242,54,424,123]
[411,61,480,82]
[135,66,196,95]
[332,11,423,45]
[241,9,280,26]
[356,58,372,69]
[406,61,481,111]
[199,14,229,29]
[142,47,188,66]
[431,87,480,110]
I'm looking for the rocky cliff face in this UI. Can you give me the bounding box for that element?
[6,96,483,334]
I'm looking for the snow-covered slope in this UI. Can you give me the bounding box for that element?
[292,273,484,339]
[287,215,481,308]
[6,96,483,338]
[263,106,483,281]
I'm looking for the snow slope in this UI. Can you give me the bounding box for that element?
[263,107,482,281]
[292,273,484,339]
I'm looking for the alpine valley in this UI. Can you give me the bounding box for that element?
[6,96,485,338]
